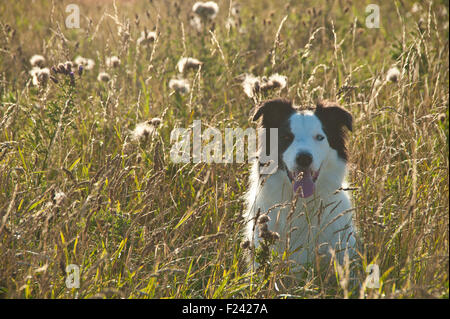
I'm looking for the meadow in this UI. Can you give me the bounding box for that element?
[0,0,448,298]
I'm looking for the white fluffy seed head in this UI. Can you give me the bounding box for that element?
[30,54,46,68]
[106,56,121,68]
[192,1,219,20]
[131,121,155,141]
[267,73,287,90]
[169,78,190,94]
[97,72,111,82]
[137,30,157,47]
[74,56,95,70]
[30,67,50,86]
[241,74,261,98]
[386,66,401,83]
[177,57,202,74]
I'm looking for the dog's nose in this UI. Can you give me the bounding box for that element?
[296,152,313,168]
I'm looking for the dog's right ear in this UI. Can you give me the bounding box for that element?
[252,98,295,127]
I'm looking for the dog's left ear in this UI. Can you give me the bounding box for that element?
[252,98,295,128]
[314,101,353,132]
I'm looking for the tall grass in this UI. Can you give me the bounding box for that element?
[0,0,448,298]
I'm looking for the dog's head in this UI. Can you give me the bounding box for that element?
[253,99,352,198]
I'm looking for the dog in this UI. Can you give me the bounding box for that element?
[244,98,358,274]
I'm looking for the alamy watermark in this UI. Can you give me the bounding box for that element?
[170,120,279,174]
[365,263,380,289]
[65,4,80,29]
[65,264,80,289]
[365,4,380,29]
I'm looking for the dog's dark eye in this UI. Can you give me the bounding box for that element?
[315,134,325,141]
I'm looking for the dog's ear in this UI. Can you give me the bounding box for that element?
[252,98,295,127]
[314,101,352,132]
[315,101,353,161]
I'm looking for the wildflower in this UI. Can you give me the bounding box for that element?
[242,74,261,98]
[137,30,157,47]
[69,72,75,86]
[169,78,190,94]
[65,61,73,72]
[386,66,401,83]
[176,57,202,74]
[97,72,111,82]
[192,1,219,20]
[106,56,121,68]
[131,121,156,141]
[50,75,59,84]
[29,54,46,68]
[56,63,68,74]
[30,67,50,86]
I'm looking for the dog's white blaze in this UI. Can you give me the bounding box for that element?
[282,112,330,174]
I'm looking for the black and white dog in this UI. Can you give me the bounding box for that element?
[244,98,357,271]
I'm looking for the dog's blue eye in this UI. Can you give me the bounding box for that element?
[316,134,324,141]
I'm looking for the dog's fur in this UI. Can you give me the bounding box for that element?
[244,98,358,272]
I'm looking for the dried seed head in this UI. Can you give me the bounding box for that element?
[177,57,202,74]
[149,117,162,126]
[240,240,251,249]
[189,14,203,32]
[52,191,66,206]
[411,2,422,13]
[131,121,155,141]
[169,78,190,94]
[106,56,121,68]
[241,74,261,98]
[270,231,280,241]
[30,54,46,68]
[258,222,268,234]
[97,72,111,82]
[137,30,157,47]
[386,66,401,83]
[437,113,446,123]
[30,67,50,86]
[57,63,68,74]
[74,56,95,70]
[65,61,73,72]
[258,214,270,224]
[192,1,219,20]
